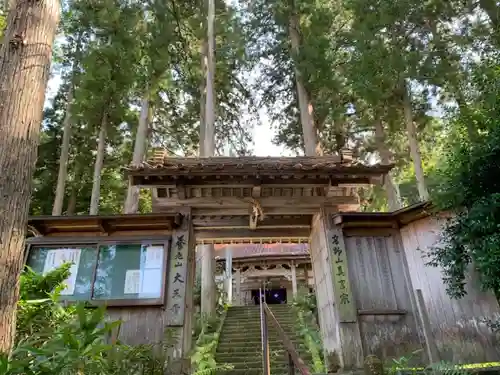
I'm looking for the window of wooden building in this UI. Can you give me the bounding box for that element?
[25,241,169,306]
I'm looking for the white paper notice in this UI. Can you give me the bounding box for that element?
[140,268,162,297]
[144,246,163,269]
[43,248,81,295]
[124,270,141,294]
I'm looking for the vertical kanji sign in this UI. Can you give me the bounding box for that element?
[166,230,189,326]
[328,227,357,323]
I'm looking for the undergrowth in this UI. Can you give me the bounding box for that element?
[0,264,179,375]
[386,350,494,375]
[292,286,325,373]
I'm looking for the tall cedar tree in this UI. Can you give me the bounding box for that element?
[0,0,60,353]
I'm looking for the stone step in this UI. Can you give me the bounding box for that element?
[223,321,296,329]
[218,334,301,343]
[223,322,297,329]
[218,369,300,375]
[224,317,296,324]
[227,309,295,315]
[221,324,298,332]
[216,352,313,364]
[216,341,308,353]
[225,315,295,321]
[216,360,294,371]
[227,307,294,314]
[220,328,299,337]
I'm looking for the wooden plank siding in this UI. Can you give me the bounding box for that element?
[105,307,170,345]
[400,216,500,363]
[344,232,423,362]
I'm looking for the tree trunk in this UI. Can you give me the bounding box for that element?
[199,39,208,157]
[89,113,107,215]
[66,183,78,215]
[288,12,320,157]
[204,0,216,156]
[402,81,429,201]
[66,164,82,215]
[124,94,149,214]
[374,120,402,211]
[52,85,74,216]
[0,0,60,353]
[200,0,217,318]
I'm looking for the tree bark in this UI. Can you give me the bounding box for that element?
[89,113,107,215]
[402,80,429,201]
[52,85,74,216]
[200,0,217,318]
[66,183,77,215]
[199,38,208,157]
[0,0,60,353]
[124,94,149,214]
[65,164,82,215]
[374,120,402,211]
[288,11,320,157]
[204,0,216,156]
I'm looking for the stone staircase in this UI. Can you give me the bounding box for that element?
[215,304,313,375]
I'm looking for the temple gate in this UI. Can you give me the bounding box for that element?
[25,152,500,373]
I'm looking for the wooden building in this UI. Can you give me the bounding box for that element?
[211,243,313,306]
[25,153,500,371]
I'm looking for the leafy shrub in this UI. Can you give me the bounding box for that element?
[291,287,325,373]
[428,57,500,303]
[0,265,174,375]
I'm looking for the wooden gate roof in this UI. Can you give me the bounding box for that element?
[125,154,393,186]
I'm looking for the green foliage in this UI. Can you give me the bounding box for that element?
[16,265,75,342]
[191,313,234,375]
[427,57,500,301]
[0,11,5,39]
[1,265,177,375]
[291,287,325,373]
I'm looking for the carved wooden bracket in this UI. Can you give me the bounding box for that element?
[249,198,264,230]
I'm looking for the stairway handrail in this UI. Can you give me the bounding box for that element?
[259,294,311,375]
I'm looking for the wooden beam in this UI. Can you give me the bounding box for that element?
[154,195,358,208]
[154,206,322,216]
[132,175,377,187]
[195,227,310,240]
[197,237,309,245]
[193,216,311,228]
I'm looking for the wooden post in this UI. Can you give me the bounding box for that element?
[291,263,298,298]
[415,289,439,364]
[166,209,194,374]
[234,268,241,305]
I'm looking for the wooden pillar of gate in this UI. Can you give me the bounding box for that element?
[165,208,195,374]
[310,207,364,370]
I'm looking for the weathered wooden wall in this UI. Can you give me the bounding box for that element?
[343,231,423,361]
[401,216,500,363]
[106,307,170,345]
